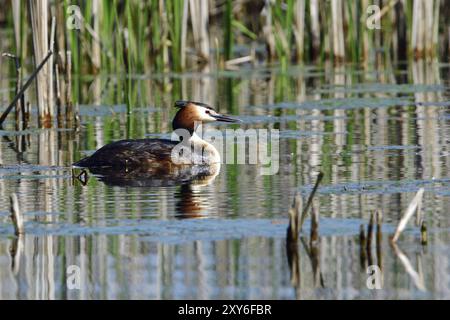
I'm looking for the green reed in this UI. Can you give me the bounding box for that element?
[9,0,448,75]
[2,0,448,130]
[167,0,184,71]
[272,0,295,69]
[224,0,233,62]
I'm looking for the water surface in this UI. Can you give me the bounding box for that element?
[0,61,449,299]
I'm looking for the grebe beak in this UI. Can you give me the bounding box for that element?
[211,113,242,123]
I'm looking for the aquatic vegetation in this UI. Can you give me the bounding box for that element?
[0,1,448,128]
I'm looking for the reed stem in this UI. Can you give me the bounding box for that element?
[299,172,324,230]
[10,193,24,236]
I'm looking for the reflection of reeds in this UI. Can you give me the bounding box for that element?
[287,193,302,242]
[309,201,319,246]
[359,210,384,275]
[391,242,426,291]
[9,236,24,275]
[10,193,24,236]
[286,232,301,295]
[376,209,383,269]
[359,224,367,268]
[366,212,374,253]
[0,57,449,298]
[286,173,324,296]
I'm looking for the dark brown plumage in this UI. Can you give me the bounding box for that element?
[73,139,178,169]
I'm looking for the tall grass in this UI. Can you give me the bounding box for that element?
[224,0,233,62]
[16,1,449,75]
[3,0,449,128]
[167,0,185,71]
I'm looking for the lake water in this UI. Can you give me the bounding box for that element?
[0,61,449,299]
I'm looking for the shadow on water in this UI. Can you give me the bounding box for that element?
[0,60,449,299]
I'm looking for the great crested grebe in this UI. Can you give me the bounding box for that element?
[73,101,241,178]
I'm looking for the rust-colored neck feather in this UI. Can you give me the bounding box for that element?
[172,104,199,134]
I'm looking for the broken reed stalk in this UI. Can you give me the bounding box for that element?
[0,50,53,127]
[420,221,428,245]
[286,192,302,291]
[10,193,24,236]
[287,192,303,242]
[299,171,324,230]
[366,212,374,266]
[366,212,374,252]
[392,188,425,243]
[415,187,423,226]
[376,209,383,228]
[309,201,319,246]
[359,224,367,268]
[376,209,383,271]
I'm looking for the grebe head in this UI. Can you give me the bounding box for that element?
[172,100,240,134]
